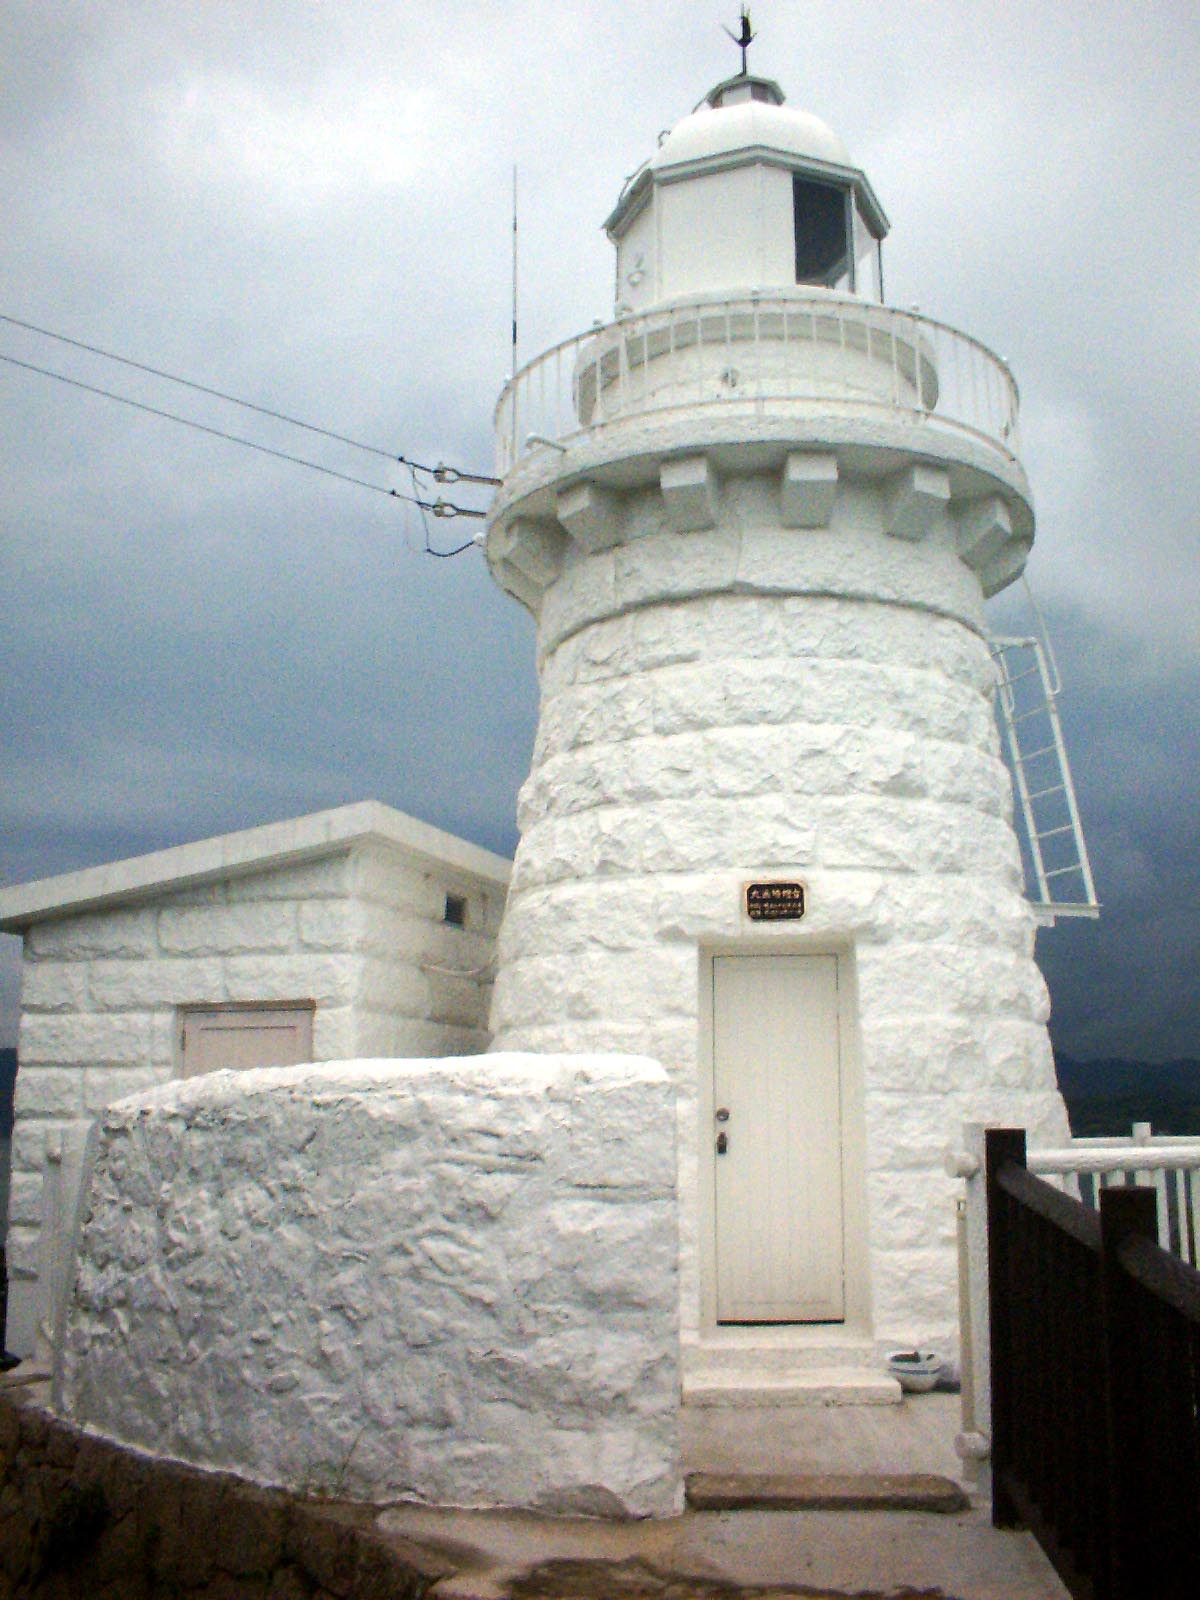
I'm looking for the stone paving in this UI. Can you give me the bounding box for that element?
[378,1395,1071,1599]
[3,1370,1071,1598]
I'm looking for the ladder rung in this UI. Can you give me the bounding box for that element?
[1045,865,1083,879]
[1035,824,1076,841]
[1016,743,1059,762]
[1011,705,1050,725]
[999,664,1042,687]
[1027,784,1066,801]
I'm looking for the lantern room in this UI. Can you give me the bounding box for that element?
[605,73,889,314]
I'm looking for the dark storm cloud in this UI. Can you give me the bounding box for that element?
[1031,612,1200,1061]
[1,2,1196,1059]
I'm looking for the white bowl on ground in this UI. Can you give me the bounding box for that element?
[886,1349,944,1393]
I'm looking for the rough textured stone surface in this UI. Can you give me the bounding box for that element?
[489,469,1070,1354]
[0,1389,443,1599]
[58,1054,682,1516]
[8,834,507,1356]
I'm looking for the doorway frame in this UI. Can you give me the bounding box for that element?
[697,938,871,1339]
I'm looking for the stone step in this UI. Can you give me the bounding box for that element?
[683,1339,887,1377]
[684,1367,902,1407]
[685,1470,968,1513]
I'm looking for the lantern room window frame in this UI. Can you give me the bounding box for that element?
[793,173,884,300]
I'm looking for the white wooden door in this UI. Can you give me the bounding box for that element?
[179,1004,314,1079]
[712,954,844,1322]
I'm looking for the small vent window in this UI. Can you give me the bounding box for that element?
[443,893,467,928]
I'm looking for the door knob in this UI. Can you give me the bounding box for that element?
[715,1107,730,1122]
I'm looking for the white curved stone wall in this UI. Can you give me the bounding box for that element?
[59,1055,681,1516]
[490,473,1068,1349]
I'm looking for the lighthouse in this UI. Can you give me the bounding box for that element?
[485,69,1071,1394]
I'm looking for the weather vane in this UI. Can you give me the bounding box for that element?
[723,6,755,75]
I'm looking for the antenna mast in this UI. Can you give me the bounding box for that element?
[511,165,519,377]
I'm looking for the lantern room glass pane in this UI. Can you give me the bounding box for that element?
[793,175,851,290]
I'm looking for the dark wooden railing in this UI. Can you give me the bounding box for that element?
[986,1128,1200,1600]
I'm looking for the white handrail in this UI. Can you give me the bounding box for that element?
[1029,1145,1200,1175]
[495,291,1021,476]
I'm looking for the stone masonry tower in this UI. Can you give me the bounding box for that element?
[485,72,1070,1396]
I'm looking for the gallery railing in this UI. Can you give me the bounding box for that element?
[495,291,1021,476]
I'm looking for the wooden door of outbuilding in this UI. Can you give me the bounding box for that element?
[178,1003,315,1078]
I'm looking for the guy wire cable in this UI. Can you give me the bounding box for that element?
[0,350,486,520]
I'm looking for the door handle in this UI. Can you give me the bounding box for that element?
[716,1131,729,1155]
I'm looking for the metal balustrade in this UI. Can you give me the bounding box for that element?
[495,291,1021,475]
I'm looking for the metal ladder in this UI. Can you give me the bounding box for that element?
[991,627,1100,920]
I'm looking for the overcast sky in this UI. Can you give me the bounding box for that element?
[1,1,1196,1062]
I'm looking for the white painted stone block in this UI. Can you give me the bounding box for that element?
[158,902,297,956]
[493,517,566,587]
[19,1012,152,1067]
[11,1120,54,1176]
[884,463,952,541]
[5,1224,39,1278]
[872,1245,960,1344]
[556,481,622,552]
[82,1065,164,1112]
[59,1055,681,1515]
[29,908,157,961]
[6,1171,43,1228]
[311,1004,356,1059]
[14,1069,87,1118]
[871,1169,960,1251]
[494,557,545,614]
[296,899,352,950]
[955,494,1013,571]
[980,537,1033,596]
[20,962,88,1013]
[232,854,352,900]
[359,955,431,1014]
[87,957,225,1010]
[780,451,839,528]
[658,455,718,532]
[221,952,354,1006]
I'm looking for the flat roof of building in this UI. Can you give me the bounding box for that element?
[0,801,512,930]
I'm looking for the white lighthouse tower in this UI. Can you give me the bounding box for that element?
[485,69,1071,1394]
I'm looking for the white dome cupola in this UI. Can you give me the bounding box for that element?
[605,73,889,314]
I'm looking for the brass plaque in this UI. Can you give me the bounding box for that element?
[744,881,806,921]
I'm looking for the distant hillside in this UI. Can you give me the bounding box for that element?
[0,1047,14,1139]
[1055,1054,1200,1138]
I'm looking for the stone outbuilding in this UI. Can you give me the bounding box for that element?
[0,800,510,1355]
